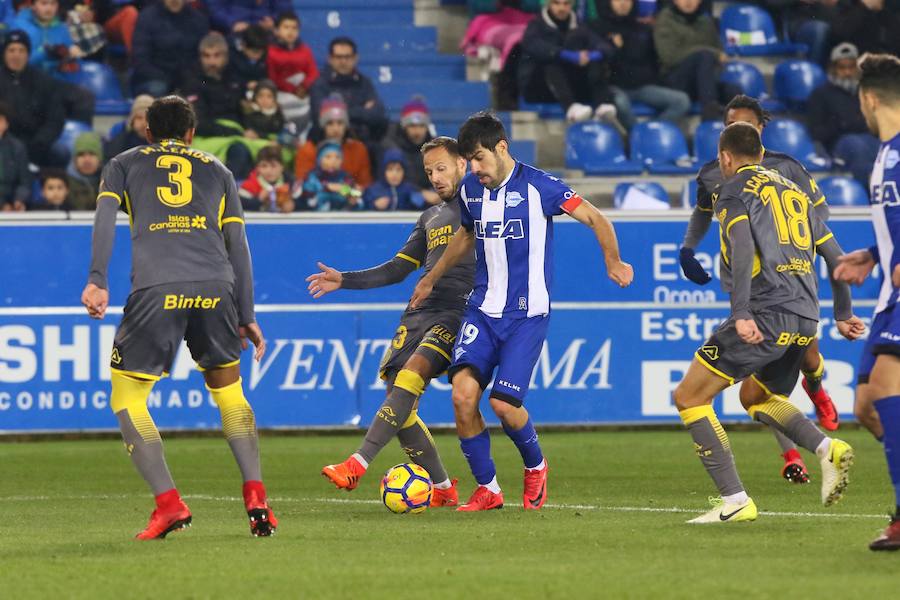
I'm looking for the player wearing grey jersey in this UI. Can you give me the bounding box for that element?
[81,96,276,539]
[671,122,865,524]
[310,137,474,505]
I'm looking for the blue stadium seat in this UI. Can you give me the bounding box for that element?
[302,26,437,59]
[694,120,724,164]
[294,7,414,29]
[613,182,670,209]
[565,122,642,175]
[719,61,766,98]
[518,100,565,119]
[375,81,490,112]
[774,60,825,109]
[428,111,512,137]
[105,120,126,142]
[56,61,130,116]
[720,4,806,56]
[761,119,831,171]
[681,179,699,208]
[817,176,869,206]
[51,120,93,164]
[508,140,536,165]
[358,59,465,83]
[630,121,696,174]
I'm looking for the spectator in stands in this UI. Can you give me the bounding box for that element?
[206,0,289,35]
[14,0,84,71]
[362,148,425,211]
[310,37,388,146]
[518,0,619,124]
[0,101,32,211]
[294,94,373,189]
[105,94,152,159]
[296,140,362,211]
[0,30,66,166]
[66,131,101,209]
[654,0,738,120]
[132,0,209,96]
[230,23,268,90]
[381,97,440,206]
[60,0,108,61]
[592,0,690,130]
[30,170,72,211]
[239,144,294,212]
[266,11,317,135]
[831,0,900,58]
[96,0,141,57]
[243,79,285,140]
[807,42,879,185]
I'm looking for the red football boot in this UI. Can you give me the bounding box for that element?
[781,449,810,484]
[870,516,900,551]
[135,489,192,540]
[430,479,459,507]
[523,460,549,510]
[321,455,367,491]
[243,481,277,537]
[802,378,839,431]
[456,486,504,512]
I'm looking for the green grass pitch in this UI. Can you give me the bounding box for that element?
[2,429,898,598]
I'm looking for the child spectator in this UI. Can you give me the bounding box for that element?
[31,170,72,211]
[267,11,318,132]
[295,141,361,211]
[294,93,372,188]
[105,94,152,159]
[0,101,32,212]
[362,149,425,211]
[230,23,268,90]
[243,79,285,140]
[67,131,102,209]
[239,145,294,212]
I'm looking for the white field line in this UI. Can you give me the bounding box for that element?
[0,493,886,520]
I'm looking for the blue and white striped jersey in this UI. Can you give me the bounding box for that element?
[458,162,582,319]
[870,132,900,314]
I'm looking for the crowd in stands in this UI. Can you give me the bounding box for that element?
[0,0,898,212]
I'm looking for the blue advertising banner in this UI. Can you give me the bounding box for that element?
[0,211,885,432]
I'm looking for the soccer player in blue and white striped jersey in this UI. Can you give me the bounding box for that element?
[410,112,633,511]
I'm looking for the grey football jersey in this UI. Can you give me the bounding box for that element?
[99,140,244,293]
[715,164,835,321]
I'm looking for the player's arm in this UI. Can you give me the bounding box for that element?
[409,226,474,309]
[566,200,633,287]
[679,174,715,284]
[816,233,866,340]
[306,217,426,298]
[719,194,761,343]
[82,160,125,319]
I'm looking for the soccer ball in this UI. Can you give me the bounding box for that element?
[380,463,433,514]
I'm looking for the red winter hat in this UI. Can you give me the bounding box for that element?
[319,93,348,127]
[400,96,430,127]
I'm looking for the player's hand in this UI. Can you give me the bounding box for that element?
[834,249,877,285]
[240,322,266,361]
[893,264,900,289]
[679,247,712,285]
[606,259,633,288]
[736,318,763,344]
[410,276,434,309]
[81,283,109,319]
[836,316,866,341]
[305,262,343,298]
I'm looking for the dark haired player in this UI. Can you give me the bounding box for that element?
[680,94,838,484]
[410,112,633,511]
[673,122,864,524]
[308,137,472,507]
[81,96,277,539]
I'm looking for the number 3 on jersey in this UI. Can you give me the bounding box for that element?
[156,155,193,207]
[760,185,811,249]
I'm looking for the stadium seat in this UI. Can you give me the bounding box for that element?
[105,120,126,142]
[302,26,437,59]
[694,120,725,164]
[761,119,832,171]
[508,140,536,165]
[681,178,699,208]
[375,81,490,112]
[50,120,93,164]
[817,176,869,206]
[565,122,642,175]
[630,121,696,174]
[56,61,130,116]
[720,4,806,56]
[358,60,466,84]
[613,182,670,209]
[774,60,825,109]
[293,7,414,29]
[720,61,766,98]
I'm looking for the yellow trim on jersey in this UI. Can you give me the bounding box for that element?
[396,253,422,268]
[110,367,162,382]
[419,342,451,362]
[97,191,121,205]
[221,217,244,226]
[812,196,826,207]
[123,190,134,230]
[725,215,749,238]
[217,194,226,229]
[736,164,761,174]
[697,206,714,213]
[815,232,834,246]
[694,352,735,385]
[196,359,241,372]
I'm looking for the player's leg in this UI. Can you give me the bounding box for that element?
[739,380,809,484]
[674,358,757,524]
[799,340,839,431]
[855,321,885,440]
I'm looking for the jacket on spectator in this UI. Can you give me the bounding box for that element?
[13,7,75,72]
[310,66,388,143]
[294,133,372,189]
[266,38,318,93]
[590,0,660,90]
[180,64,247,137]
[229,37,267,88]
[67,167,99,210]
[652,5,721,74]
[381,122,433,191]
[239,167,293,212]
[0,64,65,162]
[132,2,209,88]
[205,0,291,33]
[104,128,145,160]
[362,150,424,211]
[831,0,900,57]
[0,131,31,207]
[807,80,870,150]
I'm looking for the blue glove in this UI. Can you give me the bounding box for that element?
[868,244,880,263]
[559,50,581,64]
[679,247,712,285]
[587,50,603,61]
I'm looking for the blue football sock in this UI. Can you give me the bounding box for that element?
[459,429,496,486]
[873,395,900,512]
[503,418,544,469]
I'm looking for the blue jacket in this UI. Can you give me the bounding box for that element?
[13,8,74,72]
[363,150,425,211]
[132,2,209,85]
[205,0,291,32]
